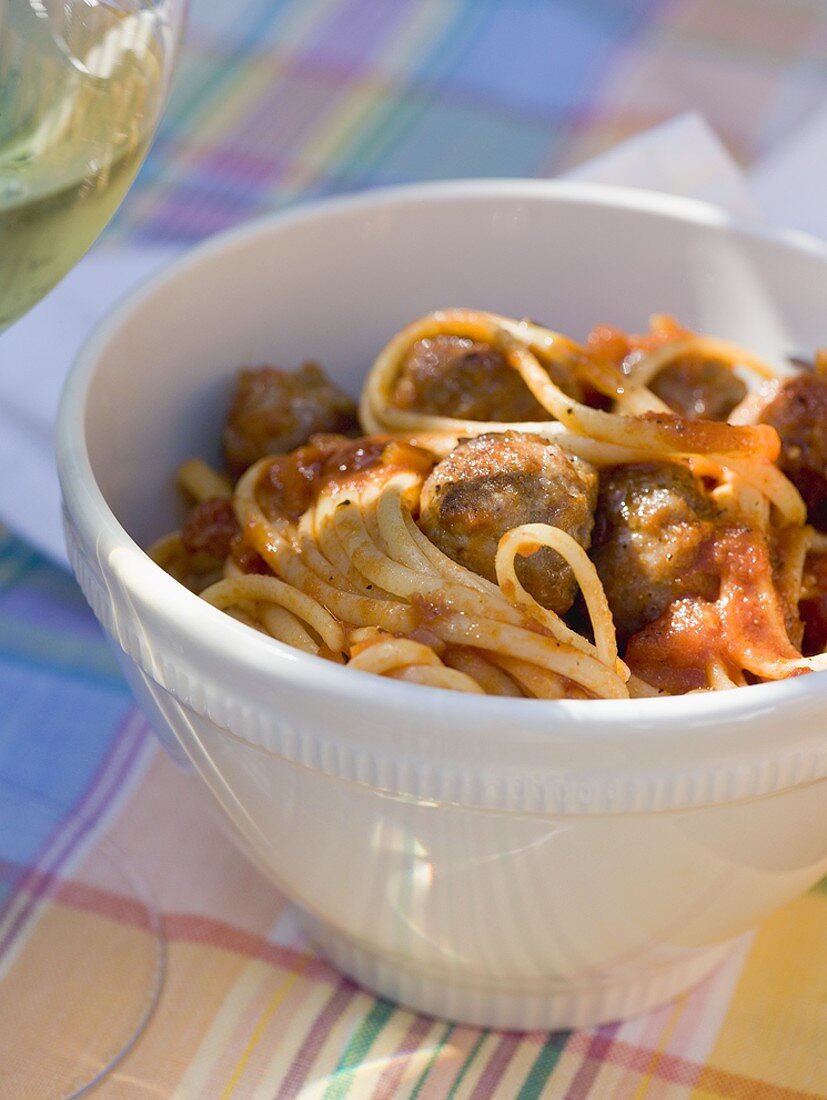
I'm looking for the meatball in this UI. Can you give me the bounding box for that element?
[179,497,270,576]
[224,363,359,476]
[418,432,597,614]
[181,498,238,560]
[391,334,582,422]
[650,357,746,421]
[587,317,746,421]
[797,549,827,656]
[757,372,827,530]
[591,463,720,644]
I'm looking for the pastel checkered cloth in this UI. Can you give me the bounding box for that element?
[2,1,827,1096]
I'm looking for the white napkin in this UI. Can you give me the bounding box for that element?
[561,112,760,217]
[749,102,827,240]
[1,109,825,567]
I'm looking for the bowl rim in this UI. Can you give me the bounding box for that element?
[57,177,827,738]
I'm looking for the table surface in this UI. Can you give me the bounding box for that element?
[2,1,827,1096]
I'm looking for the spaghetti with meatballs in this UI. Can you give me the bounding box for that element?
[150,309,827,699]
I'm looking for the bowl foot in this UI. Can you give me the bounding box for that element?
[304,917,748,1031]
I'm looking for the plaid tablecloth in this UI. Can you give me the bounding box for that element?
[3,1,827,1096]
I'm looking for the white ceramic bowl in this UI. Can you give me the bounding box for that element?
[57,181,827,1030]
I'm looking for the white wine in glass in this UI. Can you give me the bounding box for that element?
[0,2,185,1097]
[0,0,179,330]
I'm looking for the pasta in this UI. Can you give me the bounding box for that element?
[150,309,827,699]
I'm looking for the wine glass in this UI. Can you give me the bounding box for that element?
[0,0,185,329]
[0,2,185,1095]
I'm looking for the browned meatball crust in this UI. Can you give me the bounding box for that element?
[224,363,358,476]
[650,357,746,422]
[591,463,721,644]
[419,432,597,614]
[757,372,827,530]
[391,334,582,422]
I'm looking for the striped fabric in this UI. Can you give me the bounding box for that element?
[2,0,827,1095]
[113,0,827,243]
